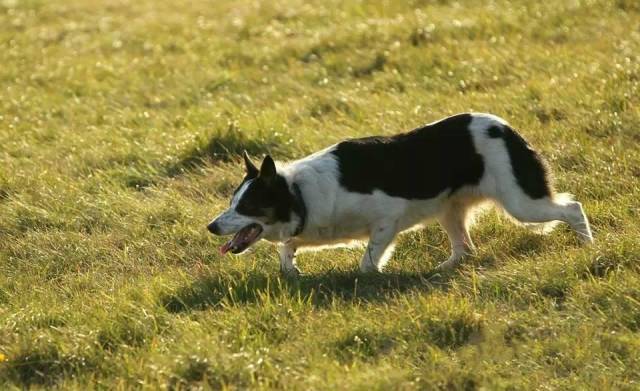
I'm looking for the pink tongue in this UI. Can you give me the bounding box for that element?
[219,240,233,255]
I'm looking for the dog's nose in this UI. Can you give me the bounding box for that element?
[207,221,221,235]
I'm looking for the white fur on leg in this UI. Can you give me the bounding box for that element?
[435,240,475,271]
[278,242,300,276]
[436,202,476,271]
[496,191,595,245]
[359,222,398,273]
[521,193,594,243]
[565,201,594,244]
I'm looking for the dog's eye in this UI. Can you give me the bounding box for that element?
[236,200,263,217]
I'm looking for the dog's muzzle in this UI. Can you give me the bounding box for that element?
[207,221,222,235]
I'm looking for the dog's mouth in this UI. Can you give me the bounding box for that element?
[219,223,263,255]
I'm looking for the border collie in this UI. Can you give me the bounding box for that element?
[207,113,593,275]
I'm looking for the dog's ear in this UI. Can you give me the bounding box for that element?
[243,151,259,178]
[259,155,276,182]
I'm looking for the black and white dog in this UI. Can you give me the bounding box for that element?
[207,113,593,275]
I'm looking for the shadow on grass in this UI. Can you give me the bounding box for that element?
[160,269,451,314]
[165,123,291,177]
[1,346,95,388]
[352,53,387,77]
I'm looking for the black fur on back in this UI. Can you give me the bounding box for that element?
[331,113,485,199]
[487,124,552,199]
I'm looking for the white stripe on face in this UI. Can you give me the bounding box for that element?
[230,179,254,209]
[208,179,258,235]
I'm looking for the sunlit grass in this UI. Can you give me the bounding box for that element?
[1,0,639,388]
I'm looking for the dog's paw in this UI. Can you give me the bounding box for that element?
[280,266,302,278]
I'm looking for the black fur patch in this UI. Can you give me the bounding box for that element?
[234,175,295,223]
[487,125,503,138]
[487,125,552,199]
[332,113,484,199]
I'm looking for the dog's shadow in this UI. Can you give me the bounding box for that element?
[160,268,452,313]
[161,230,554,314]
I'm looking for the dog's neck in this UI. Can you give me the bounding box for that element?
[291,182,306,237]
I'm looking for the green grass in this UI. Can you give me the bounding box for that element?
[1,0,639,388]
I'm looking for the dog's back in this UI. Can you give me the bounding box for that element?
[332,113,489,200]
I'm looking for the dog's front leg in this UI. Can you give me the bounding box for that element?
[279,241,301,277]
[360,222,398,273]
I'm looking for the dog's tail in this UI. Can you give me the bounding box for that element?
[522,192,573,234]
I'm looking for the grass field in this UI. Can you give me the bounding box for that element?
[1,0,639,389]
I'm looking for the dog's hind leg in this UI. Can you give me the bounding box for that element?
[279,241,301,276]
[436,202,476,271]
[497,193,594,244]
[360,221,398,273]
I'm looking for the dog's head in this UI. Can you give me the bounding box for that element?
[207,152,298,254]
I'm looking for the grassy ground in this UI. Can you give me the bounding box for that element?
[1,0,639,389]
